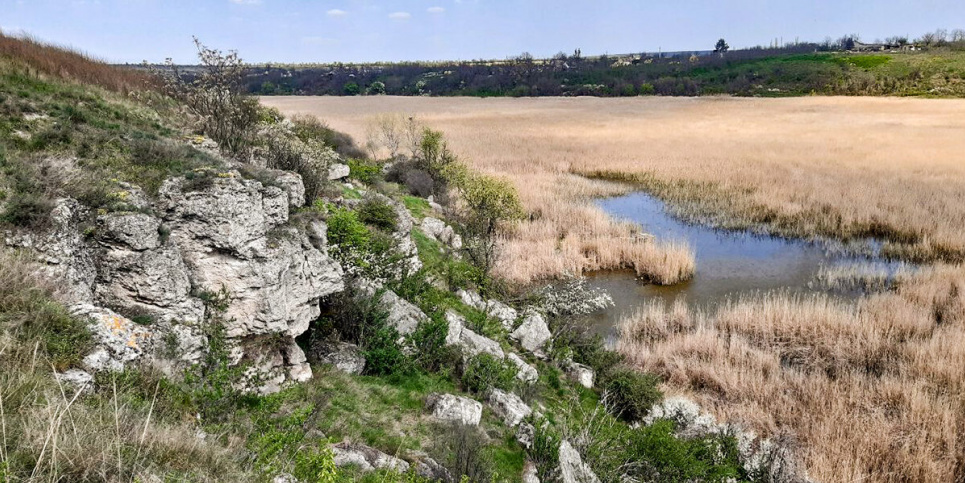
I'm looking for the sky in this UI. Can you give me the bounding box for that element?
[2,0,965,64]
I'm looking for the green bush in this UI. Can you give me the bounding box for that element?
[600,367,662,423]
[627,419,745,482]
[357,197,399,232]
[327,206,371,260]
[461,353,517,394]
[348,158,383,185]
[410,314,457,374]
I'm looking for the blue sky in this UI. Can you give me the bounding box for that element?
[2,0,964,64]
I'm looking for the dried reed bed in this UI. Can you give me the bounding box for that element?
[261,96,699,284]
[262,95,965,268]
[0,31,152,94]
[618,264,965,482]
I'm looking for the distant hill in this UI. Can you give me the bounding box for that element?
[245,44,965,98]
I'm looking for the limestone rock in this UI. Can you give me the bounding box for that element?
[456,289,485,311]
[559,440,601,483]
[269,170,306,208]
[272,474,297,483]
[309,340,366,375]
[72,304,151,372]
[328,163,350,180]
[414,456,453,482]
[55,369,94,393]
[332,442,410,473]
[565,362,595,389]
[487,389,532,427]
[522,462,541,483]
[507,352,539,384]
[516,423,536,449]
[443,311,503,359]
[510,310,552,355]
[96,212,160,251]
[420,217,462,250]
[426,393,482,426]
[379,290,428,336]
[485,300,518,330]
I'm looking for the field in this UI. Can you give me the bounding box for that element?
[264,95,965,482]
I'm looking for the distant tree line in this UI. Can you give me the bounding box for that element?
[244,30,965,98]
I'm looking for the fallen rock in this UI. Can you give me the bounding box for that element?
[328,163,350,180]
[379,290,428,336]
[332,442,409,473]
[522,461,541,483]
[444,310,504,359]
[269,170,306,208]
[272,473,297,483]
[55,369,94,394]
[426,393,482,426]
[420,217,462,250]
[487,389,532,428]
[516,423,536,449]
[414,456,453,482]
[485,300,518,330]
[507,353,538,384]
[559,440,601,483]
[510,310,552,355]
[456,289,485,311]
[565,362,595,389]
[308,340,366,375]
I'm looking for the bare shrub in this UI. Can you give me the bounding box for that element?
[157,38,259,160]
[365,113,422,159]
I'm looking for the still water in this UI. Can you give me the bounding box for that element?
[586,192,894,337]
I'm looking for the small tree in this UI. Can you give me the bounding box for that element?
[714,38,730,53]
[445,163,524,275]
[157,38,259,160]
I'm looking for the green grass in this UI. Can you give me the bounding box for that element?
[403,195,431,219]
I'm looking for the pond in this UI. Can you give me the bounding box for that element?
[585,192,902,338]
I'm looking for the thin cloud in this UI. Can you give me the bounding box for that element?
[388,11,411,20]
[427,6,445,13]
[326,9,347,17]
[229,0,261,4]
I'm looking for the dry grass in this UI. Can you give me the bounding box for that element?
[618,265,965,482]
[0,31,152,94]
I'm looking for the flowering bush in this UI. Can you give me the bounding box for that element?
[540,277,614,317]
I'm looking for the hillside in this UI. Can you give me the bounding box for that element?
[248,47,965,98]
[0,33,805,482]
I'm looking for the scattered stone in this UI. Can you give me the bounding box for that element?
[487,389,532,427]
[510,310,552,355]
[55,369,94,393]
[414,456,453,482]
[308,340,366,375]
[332,442,410,473]
[516,423,536,449]
[328,163,350,180]
[426,393,482,426]
[456,289,485,311]
[443,310,505,359]
[420,217,462,250]
[507,352,539,384]
[558,440,601,483]
[485,300,518,330]
[272,473,298,483]
[522,461,541,483]
[378,290,428,336]
[565,362,595,389]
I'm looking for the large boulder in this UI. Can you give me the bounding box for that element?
[485,300,518,331]
[507,353,539,384]
[444,310,504,359]
[414,456,453,482]
[559,440,601,483]
[420,217,462,250]
[565,362,595,389]
[71,304,151,372]
[510,310,552,355]
[328,163,350,180]
[426,393,482,426]
[379,289,427,336]
[487,389,532,428]
[331,442,409,473]
[308,340,366,375]
[522,462,541,483]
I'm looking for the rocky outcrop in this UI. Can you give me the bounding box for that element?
[331,442,409,473]
[522,462,541,483]
[559,441,601,483]
[380,289,428,336]
[55,369,94,393]
[487,389,532,428]
[510,310,552,355]
[414,456,453,482]
[455,289,518,330]
[425,393,482,426]
[507,353,539,384]
[8,170,346,392]
[444,310,504,359]
[308,340,366,375]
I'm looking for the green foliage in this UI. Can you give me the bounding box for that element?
[361,319,410,376]
[599,367,662,423]
[410,314,457,374]
[836,55,892,69]
[357,196,399,232]
[327,206,372,261]
[461,353,517,394]
[343,82,361,95]
[291,115,367,159]
[628,419,745,482]
[402,195,430,219]
[417,128,458,185]
[348,157,383,184]
[294,447,339,483]
[639,82,656,95]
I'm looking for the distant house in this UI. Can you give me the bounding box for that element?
[852,41,918,52]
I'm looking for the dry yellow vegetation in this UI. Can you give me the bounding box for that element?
[263,95,965,481]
